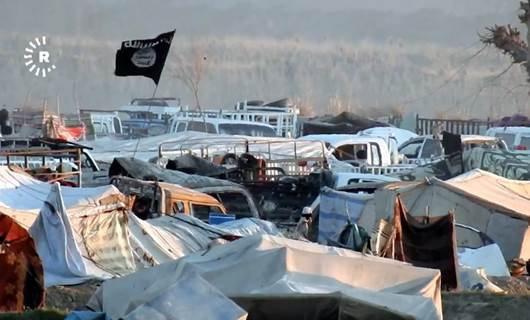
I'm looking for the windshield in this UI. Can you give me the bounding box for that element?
[219,123,276,137]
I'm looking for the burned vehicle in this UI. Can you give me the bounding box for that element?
[109,157,260,219]
[111,176,227,221]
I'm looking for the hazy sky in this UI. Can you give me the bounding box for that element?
[0,0,526,116]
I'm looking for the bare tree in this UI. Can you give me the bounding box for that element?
[172,44,208,108]
[480,1,530,81]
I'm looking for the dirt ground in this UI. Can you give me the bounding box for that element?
[442,292,530,320]
[42,278,530,319]
[44,280,101,311]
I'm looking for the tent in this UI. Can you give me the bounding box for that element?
[375,169,530,260]
[89,235,442,320]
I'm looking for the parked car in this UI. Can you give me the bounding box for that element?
[398,135,506,164]
[486,126,530,150]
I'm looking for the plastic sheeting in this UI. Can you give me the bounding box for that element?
[129,214,282,267]
[0,166,122,213]
[318,187,372,243]
[125,270,247,320]
[29,184,117,286]
[90,235,442,320]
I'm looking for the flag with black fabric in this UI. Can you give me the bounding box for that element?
[115,30,175,85]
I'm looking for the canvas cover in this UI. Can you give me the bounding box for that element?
[0,166,123,214]
[29,183,133,286]
[375,169,530,260]
[90,235,442,320]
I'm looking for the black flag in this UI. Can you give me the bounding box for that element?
[115,30,175,85]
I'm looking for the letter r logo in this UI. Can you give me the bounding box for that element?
[39,51,50,63]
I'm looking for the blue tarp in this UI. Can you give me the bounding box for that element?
[318,187,369,243]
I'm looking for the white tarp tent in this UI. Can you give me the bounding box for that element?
[0,166,121,215]
[0,167,282,286]
[375,169,530,260]
[89,235,442,320]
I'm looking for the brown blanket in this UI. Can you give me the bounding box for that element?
[0,214,44,311]
[386,197,459,290]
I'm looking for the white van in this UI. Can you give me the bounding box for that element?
[486,127,530,150]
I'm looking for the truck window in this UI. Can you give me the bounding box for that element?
[191,204,223,221]
[399,140,423,159]
[518,136,530,150]
[370,143,381,166]
[333,144,368,162]
[172,201,185,214]
[495,133,515,147]
[421,139,442,158]
[176,122,186,132]
[213,192,251,219]
[187,121,216,133]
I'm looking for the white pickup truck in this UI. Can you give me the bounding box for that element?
[299,134,417,175]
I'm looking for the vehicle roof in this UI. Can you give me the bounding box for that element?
[120,177,224,206]
[300,134,387,147]
[460,135,498,143]
[360,127,418,145]
[486,126,530,134]
[406,134,497,143]
[172,117,276,128]
[334,172,400,182]
[119,105,181,114]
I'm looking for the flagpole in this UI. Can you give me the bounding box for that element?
[127,29,175,159]
[132,83,157,159]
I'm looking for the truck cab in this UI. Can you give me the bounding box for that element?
[110,176,227,221]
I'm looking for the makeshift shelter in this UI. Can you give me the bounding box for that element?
[375,169,530,260]
[29,183,135,286]
[89,235,442,320]
[0,213,44,311]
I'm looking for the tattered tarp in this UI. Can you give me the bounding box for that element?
[385,198,459,290]
[167,154,228,177]
[300,112,389,136]
[29,183,134,287]
[109,157,238,189]
[129,214,281,266]
[375,169,530,260]
[318,187,372,243]
[0,166,123,214]
[0,213,44,311]
[90,235,442,320]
